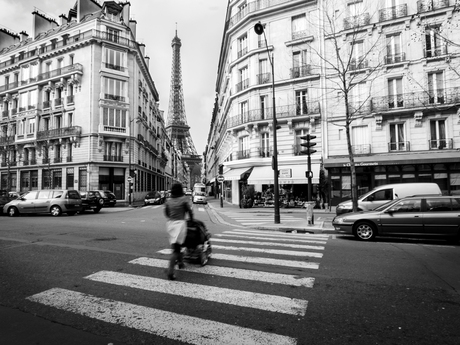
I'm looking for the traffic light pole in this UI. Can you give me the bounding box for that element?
[307,151,312,202]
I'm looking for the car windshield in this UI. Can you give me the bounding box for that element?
[373,199,400,211]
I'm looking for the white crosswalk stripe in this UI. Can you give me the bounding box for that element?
[26,228,329,344]
[223,213,307,225]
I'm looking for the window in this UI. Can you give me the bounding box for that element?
[104,47,125,71]
[292,50,308,78]
[237,34,247,58]
[103,108,127,129]
[386,33,403,64]
[364,189,393,202]
[291,14,306,40]
[388,77,403,108]
[238,67,249,91]
[349,82,367,113]
[350,41,366,70]
[107,28,120,43]
[295,129,309,155]
[261,132,270,157]
[260,95,268,119]
[258,59,270,84]
[389,199,422,213]
[426,198,452,212]
[430,119,446,149]
[239,101,248,123]
[425,26,446,57]
[104,77,126,101]
[389,123,406,151]
[428,71,444,104]
[104,142,123,161]
[28,118,35,134]
[352,125,370,154]
[296,90,308,115]
[238,136,250,159]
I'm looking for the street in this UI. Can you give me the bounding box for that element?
[1,203,459,345]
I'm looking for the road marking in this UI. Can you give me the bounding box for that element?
[212,245,323,258]
[229,229,330,238]
[130,257,315,288]
[215,234,327,244]
[211,238,325,250]
[27,288,297,345]
[85,271,308,316]
[157,250,320,269]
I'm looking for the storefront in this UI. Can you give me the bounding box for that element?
[324,151,460,206]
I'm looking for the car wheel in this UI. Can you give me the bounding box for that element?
[50,205,62,217]
[8,206,19,217]
[98,198,105,206]
[94,207,101,213]
[354,221,376,241]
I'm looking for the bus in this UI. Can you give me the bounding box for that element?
[192,183,207,204]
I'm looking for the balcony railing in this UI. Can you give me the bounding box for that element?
[104,94,126,102]
[43,100,51,109]
[290,64,311,78]
[292,30,308,40]
[0,135,15,144]
[388,141,411,152]
[257,73,271,85]
[429,138,453,150]
[237,47,248,59]
[237,149,250,159]
[103,155,124,162]
[227,101,320,128]
[352,144,371,155]
[344,13,370,29]
[104,63,125,72]
[424,45,447,58]
[349,59,369,71]
[371,87,460,112]
[384,52,406,64]
[236,79,249,93]
[54,98,63,107]
[42,158,50,164]
[67,157,73,162]
[379,4,407,21]
[37,126,82,140]
[259,148,272,158]
[67,95,74,104]
[54,157,62,163]
[417,0,449,13]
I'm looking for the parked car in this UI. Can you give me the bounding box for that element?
[96,190,117,207]
[144,191,164,206]
[3,190,82,217]
[333,195,460,242]
[79,190,105,213]
[335,183,442,215]
[192,183,207,204]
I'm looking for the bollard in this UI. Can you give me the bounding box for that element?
[305,201,314,225]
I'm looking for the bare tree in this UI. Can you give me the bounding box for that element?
[308,0,386,211]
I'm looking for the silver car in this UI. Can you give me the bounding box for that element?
[333,196,460,242]
[3,190,82,217]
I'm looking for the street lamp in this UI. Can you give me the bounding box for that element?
[254,22,280,224]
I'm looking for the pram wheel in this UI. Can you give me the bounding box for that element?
[200,250,208,266]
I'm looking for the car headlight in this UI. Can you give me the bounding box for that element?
[335,217,347,224]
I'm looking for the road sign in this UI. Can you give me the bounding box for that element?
[127,176,132,183]
[217,175,225,183]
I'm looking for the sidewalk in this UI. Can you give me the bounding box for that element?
[205,196,336,234]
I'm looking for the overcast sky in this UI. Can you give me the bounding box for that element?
[0,0,228,155]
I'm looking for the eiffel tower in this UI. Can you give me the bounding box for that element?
[166,29,202,186]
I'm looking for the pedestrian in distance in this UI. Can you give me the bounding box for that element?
[164,182,194,280]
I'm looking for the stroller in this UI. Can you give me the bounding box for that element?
[181,219,212,266]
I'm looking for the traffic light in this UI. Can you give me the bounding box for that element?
[218,164,223,175]
[300,134,317,155]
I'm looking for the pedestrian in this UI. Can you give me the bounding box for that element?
[164,182,194,280]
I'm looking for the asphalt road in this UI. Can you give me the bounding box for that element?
[0,204,459,345]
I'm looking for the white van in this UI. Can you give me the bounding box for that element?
[192,183,207,204]
[335,183,442,215]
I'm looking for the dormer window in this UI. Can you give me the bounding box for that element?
[105,7,120,22]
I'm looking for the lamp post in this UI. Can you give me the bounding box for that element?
[254,22,280,224]
[128,117,134,207]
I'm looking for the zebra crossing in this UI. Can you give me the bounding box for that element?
[221,212,307,226]
[26,228,330,344]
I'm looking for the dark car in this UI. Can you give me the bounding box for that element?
[333,195,460,242]
[96,190,117,207]
[79,191,104,213]
[144,191,164,206]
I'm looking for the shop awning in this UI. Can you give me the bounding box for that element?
[223,167,253,181]
[248,164,320,185]
[323,151,460,168]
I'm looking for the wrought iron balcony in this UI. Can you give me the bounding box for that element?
[236,79,249,93]
[104,94,126,102]
[371,87,460,113]
[237,47,248,59]
[54,157,62,163]
[344,13,370,30]
[384,52,406,64]
[237,149,250,159]
[290,64,311,79]
[67,95,74,104]
[292,30,308,40]
[417,0,449,13]
[103,155,124,162]
[352,144,372,155]
[379,4,408,21]
[37,126,82,140]
[257,73,271,85]
[0,136,15,144]
[54,98,63,107]
[104,63,125,72]
[259,148,272,158]
[349,59,369,71]
[388,141,411,152]
[227,102,321,128]
[424,45,448,58]
[428,138,453,150]
[67,157,72,162]
[42,158,50,164]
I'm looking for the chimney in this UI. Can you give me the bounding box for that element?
[20,31,29,42]
[139,43,145,56]
[120,2,131,26]
[145,55,150,69]
[59,14,69,26]
[32,10,58,38]
[129,19,137,39]
[0,27,19,50]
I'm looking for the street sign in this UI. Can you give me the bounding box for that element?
[217,175,225,183]
[127,176,132,183]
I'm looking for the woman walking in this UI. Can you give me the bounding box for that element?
[164,183,194,280]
